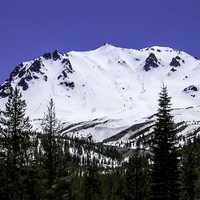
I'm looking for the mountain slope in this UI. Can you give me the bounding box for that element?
[1,44,200,142]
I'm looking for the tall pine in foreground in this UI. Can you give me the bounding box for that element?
[0,87,32,200]
[41,99,71,199]
[125,145,150,200]
[41,99,62,185]
[83,153,101,200]
[151,86,180,200]
[181,139,198,200]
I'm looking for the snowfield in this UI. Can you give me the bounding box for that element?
[1,44,200,142]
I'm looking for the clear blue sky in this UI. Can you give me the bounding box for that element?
[0,0,199,83]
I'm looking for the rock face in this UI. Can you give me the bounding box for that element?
[144,53,159,71]
[0,44,200,142]
[43,52,52,60]
[52,50,61,61]
[184,85,198,92]
[183,85,199,98]
[0,50,75,97]
[58,58,75,89]
[170,56,181,67]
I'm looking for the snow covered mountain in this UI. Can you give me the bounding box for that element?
[1,44,200,143]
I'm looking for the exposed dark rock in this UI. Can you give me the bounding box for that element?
[25,75,33,81]
[29,60,42,73]
[184,85,198,93]
[175,56,181,60]
[62,71,68,78]
[6,59,44,90]
[33,75,39,79]
[43,52,52,60]
[170,68,177,72]
[170,57,181,67]
[144,53,159,71]
[57,75,62,80]
[157,49,161,52]
[18,78,29,91]
[52,50,61,61]
[18,67,26,78]
[65,81,75,89]
[62,58,73,73]
[60,81,75,89]
[0,91,9,98]
[58,58,74,89]
[10,66,20,79]
[9,63,23,80]
[61,58,69,64]
[118,60,126,65]
[44,75,48,81]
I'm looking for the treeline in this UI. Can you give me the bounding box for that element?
[0,86,200,200]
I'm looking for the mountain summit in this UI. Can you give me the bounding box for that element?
[0,45,200,142]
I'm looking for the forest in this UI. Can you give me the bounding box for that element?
[0,86,200,200]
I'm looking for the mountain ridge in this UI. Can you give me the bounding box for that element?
[1,44,200,142]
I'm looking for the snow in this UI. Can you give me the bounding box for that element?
[1,44,200,142]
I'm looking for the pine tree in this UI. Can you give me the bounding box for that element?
[45,176,72,200]
[83,154,101,200]
[125,146,150,200]
[181,139,198,200]
[151,86,180,200]
[0,86,32,200]
[41,99,62,185]
[41,98,72,199]
[0,126,7,200]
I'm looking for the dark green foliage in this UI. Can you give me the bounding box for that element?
[40,99,72,198]
[180,138,200,200]
[0,86,199,200]
[0,87,32,164]
[83,154,101,200]
[44,177,72,200]
[125,148,150,200]
[41,99,63,181]
[151,86,180,200]
[0,87,32,200]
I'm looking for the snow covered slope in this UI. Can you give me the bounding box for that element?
[1,44,200,142]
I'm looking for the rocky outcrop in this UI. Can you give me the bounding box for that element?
[184,85,198,93]
[170,56,181,67]
[144,53,159,71]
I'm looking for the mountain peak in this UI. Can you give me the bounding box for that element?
[96,43,120,51]
[0,45,200,142]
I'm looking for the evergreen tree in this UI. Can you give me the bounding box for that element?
[41,99,62,185]
[111,168,125,200]
[125,146,150,200]
[45,176,72,200]
[151,86,180,200]
[83,154,101,200]
[181,140,198,200]
[0,87,32,200]
[41,98,72,199]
